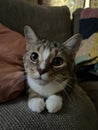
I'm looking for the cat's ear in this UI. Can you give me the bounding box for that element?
[62,34,82,54]
[24,25,38,44]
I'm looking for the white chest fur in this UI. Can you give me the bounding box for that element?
[27,75,65,97]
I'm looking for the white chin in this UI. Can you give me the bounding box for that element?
[28,73,50,85]
[34,78,49,85]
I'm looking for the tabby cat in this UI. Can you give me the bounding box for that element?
[23,25,82,113]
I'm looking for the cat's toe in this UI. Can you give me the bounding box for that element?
[46,95,63,113]
[28,98,45,113]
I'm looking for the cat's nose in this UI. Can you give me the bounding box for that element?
[37,67,48,75]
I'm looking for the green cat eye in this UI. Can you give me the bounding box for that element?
[30,52,39,62]
[52,57,63,66]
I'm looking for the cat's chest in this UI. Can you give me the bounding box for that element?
[27,75,65,97]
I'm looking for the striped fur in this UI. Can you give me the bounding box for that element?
[23,25,82,113]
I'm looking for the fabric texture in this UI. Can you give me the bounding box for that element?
[79,8,98,39]
[80,8,98,19]
[0,86,98,130]
[0,1,98,129]
[72,8,83,34]
[80,81,98,113]
[0,24,26,102]
[79,18,98,39]
[75,33,98,83]
[75,33,98,65]
[0,0,71,43]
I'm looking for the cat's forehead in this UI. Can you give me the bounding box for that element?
[29,39,66,57]
[37,40,64,64]
[34,39,63,53]
[40,39,61,49]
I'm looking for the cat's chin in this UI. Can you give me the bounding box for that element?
[32,78,49,85]
[33,78,49,85]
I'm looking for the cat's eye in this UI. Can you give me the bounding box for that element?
[30,52,39,62]
[52,57,63,66]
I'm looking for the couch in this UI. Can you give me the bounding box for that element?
[0,0,98,129]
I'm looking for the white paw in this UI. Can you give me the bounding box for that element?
[28,98,45,113]
[46,95,63,113]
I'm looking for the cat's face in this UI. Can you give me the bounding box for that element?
[23,26,82,86]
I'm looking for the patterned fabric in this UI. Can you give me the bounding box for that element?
[90,33,98,62]
[75,33,98,65]
[80,8,98,19]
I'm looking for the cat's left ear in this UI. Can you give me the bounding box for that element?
[24,25,38,44]
[62,34,82,54]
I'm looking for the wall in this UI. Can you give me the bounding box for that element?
[25,0,38,4]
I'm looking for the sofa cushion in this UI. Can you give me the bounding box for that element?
[0,85,97,130]
[0,24,26,102]
[80,81,98,113]
[0,0,71,43]
[72,8,83,34]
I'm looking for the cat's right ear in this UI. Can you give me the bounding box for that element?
[24,25,38,45]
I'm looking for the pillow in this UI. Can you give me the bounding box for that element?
[0,24,26,102]
[75,33,98,65]
[79,8,98,39]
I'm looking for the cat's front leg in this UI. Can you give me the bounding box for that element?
[46,95,63,113]
[28,98,45,113]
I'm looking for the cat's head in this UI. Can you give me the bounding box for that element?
[23,25,82,87]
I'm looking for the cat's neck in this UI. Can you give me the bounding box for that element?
[27,75,67,97]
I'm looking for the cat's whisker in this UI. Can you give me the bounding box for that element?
[59,84,74,104]
[63,89,74,104]
[52,76,74,104]
[0,74,27,94]
[11,75,27,90]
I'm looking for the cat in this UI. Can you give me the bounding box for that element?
[23,25,82,113]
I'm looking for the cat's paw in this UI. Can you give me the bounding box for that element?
[28,98,45,113]
[46,95,63,113]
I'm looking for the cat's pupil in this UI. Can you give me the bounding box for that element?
[52,57,63,66]
[30,52,38,62]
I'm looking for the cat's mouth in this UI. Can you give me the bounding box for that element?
[36,77,43,80]
[35,77,48,82]
[34,77,49,85]
[28,73,49,84]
